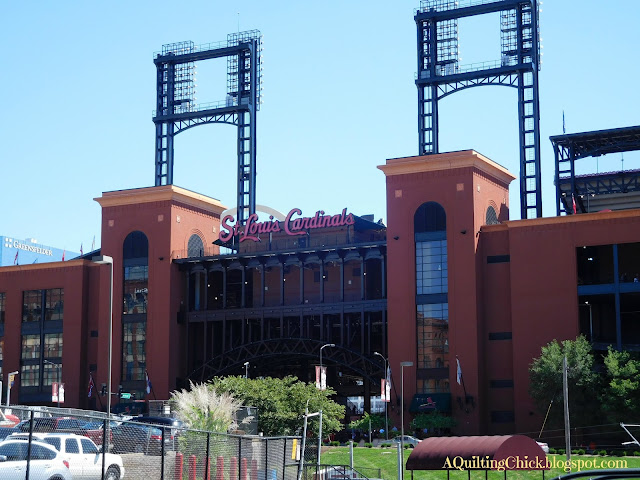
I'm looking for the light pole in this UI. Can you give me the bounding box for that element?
[400,361,413,480]
[92,255,114,449]
[43,360,61,408]
[244,361,249,379]
[373,351,389,440]
[584,301,593,342]
[319,343,335,390]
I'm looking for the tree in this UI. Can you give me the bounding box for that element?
[410,411,456,436]
[348,412,386,431]
[209,375,345,437]
[600,346,640,422]
[529,335,600,428]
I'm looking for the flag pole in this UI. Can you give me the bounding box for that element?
[456,355,468,399]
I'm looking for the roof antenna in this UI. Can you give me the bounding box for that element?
[621,153,624,173]
[237,12,240,33]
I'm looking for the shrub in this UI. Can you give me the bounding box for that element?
[633,451,640,457]
[364,443,373,448]
[330,441,340,447]
[556,449,565,455]
[574,449,585,455]
[598,450,607,456]
[615,450,626,457]
[548,448,557,454]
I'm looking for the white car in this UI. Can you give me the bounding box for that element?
[0,439,72,480]
[537,441,549,454]
[392,435,422,448]
[10,432,125,479]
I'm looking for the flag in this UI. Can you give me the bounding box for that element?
[562,110,566,134]
[572,193,577,215]
[145,369,152,394]
[87,373,95,398]
[456,357,463,385]
[13,251,18,265]
[80,244,83,256]
[62,250,65,261]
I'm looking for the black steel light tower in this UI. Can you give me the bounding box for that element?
[153,32,263,225]
[415,0,542,219]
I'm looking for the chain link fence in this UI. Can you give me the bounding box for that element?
[0,405,300,480]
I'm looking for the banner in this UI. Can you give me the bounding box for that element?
[315,365,327,390]
[52,382,65,403]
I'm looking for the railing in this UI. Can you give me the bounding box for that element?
[1,405,299,480]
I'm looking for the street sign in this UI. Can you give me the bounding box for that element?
[8,372,16,388]
[120,393,132,399]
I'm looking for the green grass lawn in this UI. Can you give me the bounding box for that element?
[319,447,640,480]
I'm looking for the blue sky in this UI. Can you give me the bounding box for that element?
[1,1,638,251]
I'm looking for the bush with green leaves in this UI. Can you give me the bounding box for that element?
[209,375,345,436]
[410,411,457,436]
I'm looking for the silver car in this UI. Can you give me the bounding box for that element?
[392,435,422,448]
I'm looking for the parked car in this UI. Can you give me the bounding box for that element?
[134,416,184,433]
[536,441,549,454]
[111,423,174,455]
[17,417,87,435]
[0,439,72,480]
[133,416,183,448]
[0,427,19,441]
[81,421,118,446]
[392,435,421,448]
[8,432,124,480]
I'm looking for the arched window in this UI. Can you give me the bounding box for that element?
[187,234,204,258]
[486,206,499,225]
[414,202,446,233]
[414,202,449,394]
[122,231,148,383]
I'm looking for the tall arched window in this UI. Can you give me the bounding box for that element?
[122,231,148,384]
[187,234,204,258]
[414,202,449,394]
[486,206,499,225]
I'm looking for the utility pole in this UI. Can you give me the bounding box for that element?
[563,356,571,461]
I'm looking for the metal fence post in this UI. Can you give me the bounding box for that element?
[102,418,107,480]
[264,437,268,480]
[26,410,34,480]
[205,432,211,480]
[238,438,242,480]
[161,426,166,480]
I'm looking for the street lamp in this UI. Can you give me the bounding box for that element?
[373,351,389,440]
[244,361,249,379]
[319,343,335,390]
[92,254,114,457]
[584,301,593,342]
[43,360,61,408]
[400,361,413,480]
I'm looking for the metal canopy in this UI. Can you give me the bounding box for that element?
[551,126,640,215]
[406,435,547,470]
[550,125,640,160]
